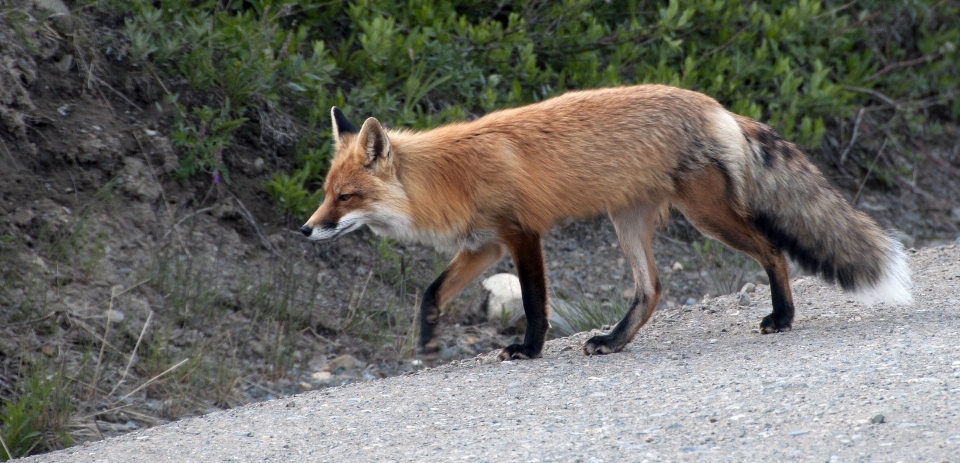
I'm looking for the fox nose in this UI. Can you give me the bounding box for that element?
[299,225,313,237]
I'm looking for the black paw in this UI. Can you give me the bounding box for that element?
[759,313,792,334]
[497,343,542,361]
[582,334,626,355]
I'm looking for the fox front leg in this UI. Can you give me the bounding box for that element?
[497,230,549,361]
[418,243,505,355]
[418,272,447,354]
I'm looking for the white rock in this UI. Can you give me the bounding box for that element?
[482,273,523,324]
[482,273,577,334]
[672,261,684,272]
[106,310,125,325]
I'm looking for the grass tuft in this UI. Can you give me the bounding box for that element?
[0,363,75,459]
[692,238,761,297]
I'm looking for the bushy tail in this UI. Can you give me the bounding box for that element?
[736,116,913,304]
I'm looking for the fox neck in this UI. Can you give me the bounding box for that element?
[368,125,507,252]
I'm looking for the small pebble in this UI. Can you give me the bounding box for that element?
[738,292,751,307]
[323,354,361,372]
[106,310,125,325]
[40,344,57,357]
[672,261,684,272]
[870,414,885,424]
[740,282,756,294]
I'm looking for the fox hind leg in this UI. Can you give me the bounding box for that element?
[672,165,794,334]
[757,256,793,333]
[584,202,663,355]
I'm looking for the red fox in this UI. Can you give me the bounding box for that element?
[300,85,912,361]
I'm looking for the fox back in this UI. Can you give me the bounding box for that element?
[306,86,750,247]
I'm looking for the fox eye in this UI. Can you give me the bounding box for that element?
[338,193,353,202]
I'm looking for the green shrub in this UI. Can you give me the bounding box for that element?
[169,99,247,183]
[263,142,330,218]
[113,0,959,219]
[121,0,339,188]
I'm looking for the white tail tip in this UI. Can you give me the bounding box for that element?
[854,237,913,305]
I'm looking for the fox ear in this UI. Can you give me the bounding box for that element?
[357,117,393,171]
[331,107,359,141]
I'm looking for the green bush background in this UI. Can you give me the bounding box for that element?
[118,0,959,218]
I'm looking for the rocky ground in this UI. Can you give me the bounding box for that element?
[21,243,960,463]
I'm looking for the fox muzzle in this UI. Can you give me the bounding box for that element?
[300,215,362,242]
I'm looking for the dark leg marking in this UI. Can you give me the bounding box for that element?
[759,265,794,334]
[498,231,548,361]
[583,296,644,355]
[418,270,447,354]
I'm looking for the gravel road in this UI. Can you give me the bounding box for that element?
[25,244,960,463]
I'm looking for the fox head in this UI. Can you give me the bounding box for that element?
[300,108,411,242]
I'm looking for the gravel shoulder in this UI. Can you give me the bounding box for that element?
[23,244,960,463]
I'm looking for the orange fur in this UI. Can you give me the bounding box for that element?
[301,85,911,359]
